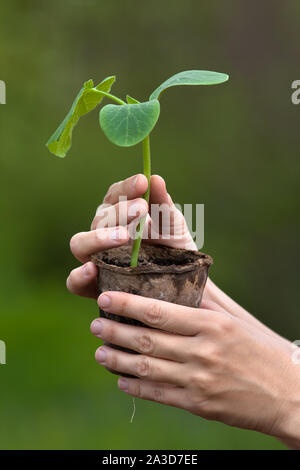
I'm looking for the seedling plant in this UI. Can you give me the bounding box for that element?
[46,70,229,266]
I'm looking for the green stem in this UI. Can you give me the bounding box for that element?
[130,135,151,267]
[95,90,126,105]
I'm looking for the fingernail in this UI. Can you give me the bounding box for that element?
[118,377,129,392]
[91,319,102,336]
[96,348,107,364]
[133,175,139,187]
[99,294,111,309]
[82,263,91,277]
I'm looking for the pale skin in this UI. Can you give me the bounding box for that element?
[67,174,300,448]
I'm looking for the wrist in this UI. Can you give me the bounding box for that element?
[275,405,300,449]
[271,360,300,449]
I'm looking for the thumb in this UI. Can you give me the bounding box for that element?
[149,175,172,207]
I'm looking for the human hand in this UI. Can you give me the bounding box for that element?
[91,291,300,448]
[66,171,288,344]
[66,173,196,299]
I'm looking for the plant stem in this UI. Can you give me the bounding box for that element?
[130,135,151,267]
[95,90,126,105]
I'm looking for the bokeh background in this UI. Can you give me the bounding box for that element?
[1,0,299,450]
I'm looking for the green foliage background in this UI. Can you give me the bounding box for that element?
[1,0,300,450]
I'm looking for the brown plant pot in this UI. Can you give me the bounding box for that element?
[92,244,213,377]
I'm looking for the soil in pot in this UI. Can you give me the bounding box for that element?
[92,244,213,377]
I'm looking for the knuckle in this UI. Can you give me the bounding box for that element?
[191,342,220,365]
[108,182,117,193]
[119,297,129,316]
[105,322,117,344]
[204,314,234,337]
[104,182,120,203]
[103,189,113,204]
[153,386,164,403]
[190,345,206,362]
[108,352,118,372]
[189,371,211,392]
[216,315,235,335]
[189,371,205,390]
[189,399,216,420]
[136,356,151,377]
[136,333,154,355]
[125,176,136,195]
[135,380,142,398]
[202,372,218,394]
[144,301,163,326]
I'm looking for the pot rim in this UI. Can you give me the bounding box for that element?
[92,246,213,275]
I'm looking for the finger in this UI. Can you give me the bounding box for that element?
[70,226,129,263]
[66,262,98,298]
[147,175,197,250]
[92,198,148,230]
[90,318,188,362]
[149,175,171,206]
[143,175,171,241]
[95,346,187,386]
[102,174,148,206]
[98,292,207,335]
[200,299,229,315]
[118,378,186,409]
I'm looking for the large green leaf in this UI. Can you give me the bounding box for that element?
[149,70,229,100]
[99,100,160,147]
[46,76,115,158]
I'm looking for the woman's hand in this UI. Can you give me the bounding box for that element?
[66,171,288,343]
[66,172,300,448]
[66,173,196,299]
[90,291,300,448]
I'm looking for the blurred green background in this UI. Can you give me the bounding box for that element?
[1,0,299,450]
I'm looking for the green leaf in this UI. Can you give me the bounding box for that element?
[149,70,229,100]
[46,76,116,158]
[126,94,140,104]
[99,100,160,147]
[95,76,115,92]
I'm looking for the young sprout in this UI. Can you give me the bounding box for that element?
[46,70,229,266]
